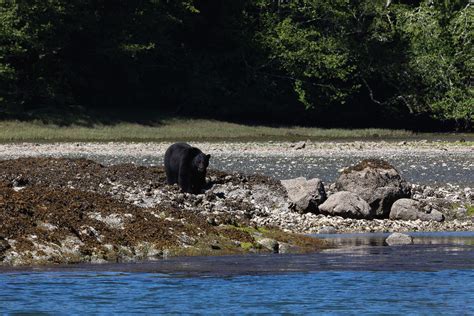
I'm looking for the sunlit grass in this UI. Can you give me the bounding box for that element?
[0,119,470,143]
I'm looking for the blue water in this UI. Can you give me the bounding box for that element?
[2,232,474,314]
[1,270,473,314]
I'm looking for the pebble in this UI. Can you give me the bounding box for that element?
[1,142,472,235]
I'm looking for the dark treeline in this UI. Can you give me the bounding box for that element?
[0,0,472,130]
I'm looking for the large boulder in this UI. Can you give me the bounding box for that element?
[385,232,413,246]
[281,177,326,213]
[318,191,374,219]
[335,159,411,218]
[390,198,445,222]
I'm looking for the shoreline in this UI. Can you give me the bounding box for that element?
[0,140,472,158]
[0,142,472,266]
[1,231,474,274]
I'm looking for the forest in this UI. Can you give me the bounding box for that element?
[0,0,472,130]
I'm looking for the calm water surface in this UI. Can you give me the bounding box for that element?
[1,232,474,314]
[83,152,473,186]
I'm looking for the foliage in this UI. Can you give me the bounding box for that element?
[397,1,473,127]
[0,0,472,129]
[255,0,357,109]
[0,0,196,110]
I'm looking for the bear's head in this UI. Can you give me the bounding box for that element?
[193,153,211,173]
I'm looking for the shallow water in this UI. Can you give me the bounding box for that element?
[77,151,473,186]
[1,232,474,314]
[216,153,474,187]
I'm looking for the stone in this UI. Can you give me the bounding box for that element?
[385,232,413,245]
[280,177,326,213]
[210,240,221,250]
[318,191,374,219]
[178,233,196,246]
[423,187,435,197]
[257,238,279,253]
[294,141,306,150]
[335,159,411,218]
[135,242,164,259]
[317,226,337,234]
[389,199,444,222]
[278,242,301,254]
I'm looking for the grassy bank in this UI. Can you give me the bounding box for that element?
[0,119,471,143]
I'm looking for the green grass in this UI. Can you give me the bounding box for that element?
[452,203,474,217]
[240,242,254,250]
[0,119,471,142]
[467,205,474,217]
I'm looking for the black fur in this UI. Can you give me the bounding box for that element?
[164,142,211,194]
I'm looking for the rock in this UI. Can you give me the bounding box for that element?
[423,187,435,197]
[278,242,301,254]
[385,233,413,245]
[335,159,411,218]
[206,217,217,226]
[12,175,28,188]
[318,191,374,219]
[457,207,467,216]
[178,233,196,246]
[210,240,221,250]
[294,141,306,150]
[88,213,125,229]
[135,242,163,260]
[280,177,326,213]
[317,226,337,234]
[162,249,171,259]
[390,199,444,222]
[257,238,279,253]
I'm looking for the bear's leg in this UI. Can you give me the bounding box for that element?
[178,171,192,193]
[191,175,205,194]
[166,168,177,185]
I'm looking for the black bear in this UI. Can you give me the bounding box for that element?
[164,142,211,194]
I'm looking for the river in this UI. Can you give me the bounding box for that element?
[1,232,473,314]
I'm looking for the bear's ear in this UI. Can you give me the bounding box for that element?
[206,154,211,161]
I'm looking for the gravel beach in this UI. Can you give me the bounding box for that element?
[1,140,472,158]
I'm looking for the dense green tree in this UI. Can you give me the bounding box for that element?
[0,0,196,114]
[254,0,357,109]
[397,1,473,127]
[0,0,472,129]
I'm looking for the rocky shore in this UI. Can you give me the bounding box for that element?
[0,158,327,266]
[0,140,472,160]
[0,149,472,266]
